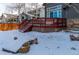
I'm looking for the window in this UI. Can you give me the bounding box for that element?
[57,9,62,18]
[53,10,57,18]
[22,16,24,19]
[47,5,62,18]
[52,5,62,18]
[47,9,50,18]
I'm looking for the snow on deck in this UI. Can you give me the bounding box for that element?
[0,30,79,55]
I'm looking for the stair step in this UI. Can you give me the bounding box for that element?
[20,23,32,32]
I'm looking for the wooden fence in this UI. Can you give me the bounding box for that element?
[0,23,19,31]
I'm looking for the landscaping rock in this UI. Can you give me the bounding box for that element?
[71,47,76,50]
[28,38,38,45]
[70,35,79,41]
[18,43,30,53]
[14,37,18,40]
[18,38,38,53]
[57,46,60,48]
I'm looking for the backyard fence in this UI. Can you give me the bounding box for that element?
[0,23,19,31]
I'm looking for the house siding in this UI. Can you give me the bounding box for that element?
[39,7,45,18]
[45,3,79,19]
[63,3,79,19]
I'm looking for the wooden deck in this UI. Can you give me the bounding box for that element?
[19,18,67,32]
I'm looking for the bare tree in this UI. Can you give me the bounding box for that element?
[6,3,25,15]
[29,3,42,18]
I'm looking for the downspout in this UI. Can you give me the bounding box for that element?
[44,3,47,29]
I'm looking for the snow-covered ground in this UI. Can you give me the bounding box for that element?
[0,30,79,55]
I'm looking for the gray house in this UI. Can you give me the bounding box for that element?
[43,3,79,28]
[43,3,79,19]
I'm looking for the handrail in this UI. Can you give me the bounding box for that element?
[19,18,66,32]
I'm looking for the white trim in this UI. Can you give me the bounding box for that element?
[47,5,62,10]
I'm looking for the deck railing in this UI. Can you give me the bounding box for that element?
[32,18,66,28]
[19,18,67,32]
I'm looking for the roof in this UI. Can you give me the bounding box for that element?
[20,12,36,17]
[2,13,18,19]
